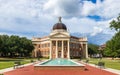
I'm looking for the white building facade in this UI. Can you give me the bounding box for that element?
[32,17,88,59]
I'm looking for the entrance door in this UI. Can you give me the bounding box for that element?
[64,50,67,58]
[52,49,56,59]
[58,51,61,58]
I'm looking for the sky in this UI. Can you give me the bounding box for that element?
[0,0,120,38]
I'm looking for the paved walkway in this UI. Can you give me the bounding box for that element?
[0,60,120,75]
[3,64,117,75]
[104,68,120,75]
[88,64,120,75]
[0,63,33,74]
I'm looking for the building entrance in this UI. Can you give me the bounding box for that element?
[58,51,61,58]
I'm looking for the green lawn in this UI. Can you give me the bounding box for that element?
[1,58,119,70]
[87,58,120,70]
[0,58,37,70]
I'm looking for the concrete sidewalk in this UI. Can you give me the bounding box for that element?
[0,63,33,74]
[88,63,120,75]
[104,68,120,75]
[0,60,43,74]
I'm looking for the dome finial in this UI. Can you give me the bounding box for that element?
[58,16,62,23]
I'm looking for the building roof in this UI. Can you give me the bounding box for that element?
[70,36,79,39]
[52,17,67,30]
[98,44,106,50]
[53,23,67,30]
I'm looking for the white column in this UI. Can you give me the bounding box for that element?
[35,50,37,57]
[67,40,70,59]
[50,41,52,59]
[35,45,38,57]
[56,40,58,58]
[85,43,88,58]
[62,40,64,58]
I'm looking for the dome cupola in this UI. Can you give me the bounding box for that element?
[53,17,67,30]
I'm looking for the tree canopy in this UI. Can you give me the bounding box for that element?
[110,14,120,32]
[104,14,120,58]
[0,35,34,57]
[88,43,99,56]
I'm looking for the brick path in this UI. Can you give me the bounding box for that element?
[4,64,117,75]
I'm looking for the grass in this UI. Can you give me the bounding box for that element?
[2,57,119,70]
[0,57,49,70]
[87,58,120,70]
[0,58,38,70]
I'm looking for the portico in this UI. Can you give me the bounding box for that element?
[49,40,70,59]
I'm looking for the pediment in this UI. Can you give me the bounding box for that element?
[50,33,70,38]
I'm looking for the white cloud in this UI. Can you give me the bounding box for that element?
[98,0,120,19]
[81,0,97,16]
[91,27,103,36]
[0,0,54,33]
[0,0,119,38]
[43,0,82,17]
[64,17,97,33]
[82,0,120,19]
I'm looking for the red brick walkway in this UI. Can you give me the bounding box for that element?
[4,64,117,75]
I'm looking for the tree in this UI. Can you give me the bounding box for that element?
[8,35,21,57]
[110,14,120,32]
[0,35,9,57]
[0,35,34,57]
[104,32,120,58]
[104,14,120,58]
[0,35,2,56]
[88,43,99,57]
[19,37,34,57]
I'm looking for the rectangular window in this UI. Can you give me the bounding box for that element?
[52,41,56,46]
[45,44,47,47]
[64,41,67,46]
[42,44,44,48]
[48,43,50,47]
[58,41,62,47]
[70,43,72,48]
